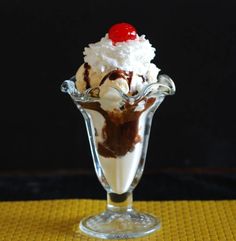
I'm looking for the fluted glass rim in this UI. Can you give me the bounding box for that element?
[61,74,175,103]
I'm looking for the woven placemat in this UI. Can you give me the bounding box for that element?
[0,199,235,240]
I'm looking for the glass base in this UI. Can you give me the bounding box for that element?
[79,209,161,239]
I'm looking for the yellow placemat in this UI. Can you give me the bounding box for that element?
[0,199,235,240]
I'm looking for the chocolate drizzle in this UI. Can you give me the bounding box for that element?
[80,97,156,158]
[109,69,126,80]
[79,67,156,158]
[99,72,113,86]
[127,72,133,87]
[138,74,146,83]
[99,69,133,89]
[83,63,91,89]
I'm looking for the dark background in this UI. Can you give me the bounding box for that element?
[0,0,236,200]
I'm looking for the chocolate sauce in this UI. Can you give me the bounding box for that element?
[99,69,133,89]
[127,72,133,87]
[99,72,111,86]
[80,97,156,158]
[80,68,155,158]
[109,69,126,80]
[83,63,91,89]
[138,74,146,83]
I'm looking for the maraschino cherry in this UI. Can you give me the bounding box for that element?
[108,23,137,44]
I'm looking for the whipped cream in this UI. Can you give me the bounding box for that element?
[84,34,156,75]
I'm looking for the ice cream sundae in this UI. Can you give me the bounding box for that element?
[61,22,175,239]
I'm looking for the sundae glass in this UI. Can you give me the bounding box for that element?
[61,23,175,239]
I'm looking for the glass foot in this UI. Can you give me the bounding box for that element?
[79,209,161,239]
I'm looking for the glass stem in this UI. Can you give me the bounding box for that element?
[107,192,133,212]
